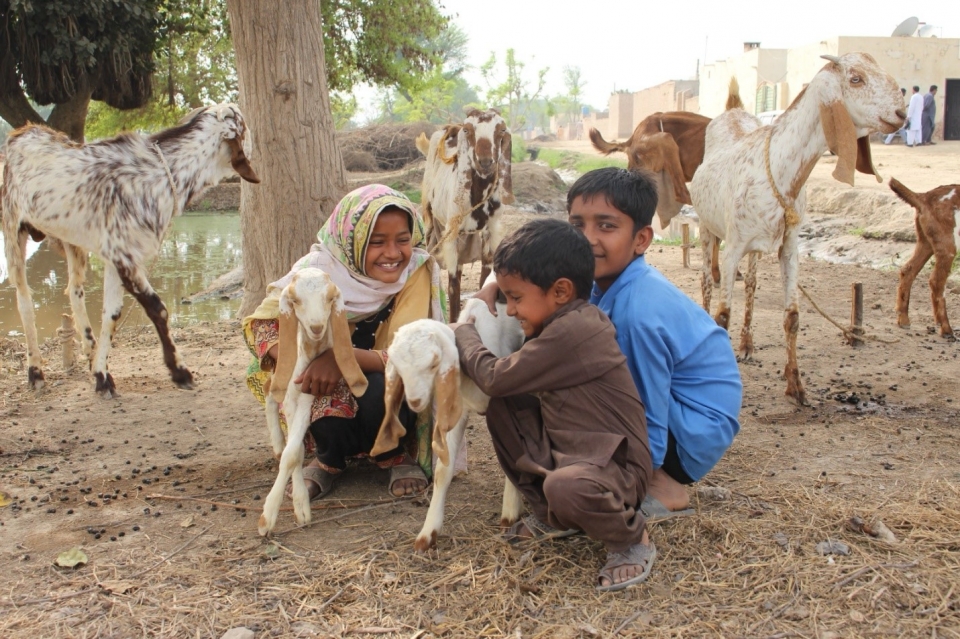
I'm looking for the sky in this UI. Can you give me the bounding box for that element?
[412,0,958,113]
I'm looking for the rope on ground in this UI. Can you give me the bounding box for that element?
[797,284,900,345]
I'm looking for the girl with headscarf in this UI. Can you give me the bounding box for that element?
[242,184,448,499]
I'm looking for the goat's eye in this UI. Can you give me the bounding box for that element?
[850,76,862,84]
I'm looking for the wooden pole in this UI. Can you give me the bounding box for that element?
[59,314,76,371]
[848,282,864,347]
[681,223,691,269]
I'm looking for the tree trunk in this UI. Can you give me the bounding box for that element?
[226,0,347,318]
[46,85,94,143]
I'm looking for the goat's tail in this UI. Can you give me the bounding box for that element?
[725,77,744,111]
[889,178,922,210]
[589,127,626,156]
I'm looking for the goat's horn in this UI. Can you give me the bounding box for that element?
[820,55,841,64]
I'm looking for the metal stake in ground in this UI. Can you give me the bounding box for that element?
[849,282,864,347]
[682,223,691,269]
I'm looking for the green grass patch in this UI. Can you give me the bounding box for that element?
[388,182,421,204]
[536,148,627,174]
[849,227,865,236]
[653,236,686,247]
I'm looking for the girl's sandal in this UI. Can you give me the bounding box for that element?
[286,465,337,501]
[388,463,428,496]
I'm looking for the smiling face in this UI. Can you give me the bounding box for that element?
[496,272,574,338]
[568,194,652,292]
[363,208,413,283]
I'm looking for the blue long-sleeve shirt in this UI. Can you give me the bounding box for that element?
[590,255,742,481]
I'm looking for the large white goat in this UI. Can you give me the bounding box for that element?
[689,53,905,405]
[372,297,524,552]
[258,268,369,536]
[1,104,259,397]
[415,109,514,322]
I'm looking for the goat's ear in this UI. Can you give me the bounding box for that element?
[270,286,299,402]
[431,364,463,468]
[415,132,430,157]
[819,101,859,186]
[328,291,368,397]
[856,135,882,183]
[498,131,515,204]
[226,137,261,184]
[371,367,406,457]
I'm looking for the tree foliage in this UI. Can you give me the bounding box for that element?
[321,0,448,94]
[553,65,585,127]
[0,0,163,139]
[480,49,549,131]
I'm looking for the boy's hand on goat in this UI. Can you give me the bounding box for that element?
[472,280,500,316]
[295,349,342,397]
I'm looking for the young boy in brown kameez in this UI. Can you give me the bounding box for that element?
[452,218,655,591]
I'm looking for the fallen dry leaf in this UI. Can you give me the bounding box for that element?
[55,547,88,568]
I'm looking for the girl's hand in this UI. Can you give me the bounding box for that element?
[294,349,342,397]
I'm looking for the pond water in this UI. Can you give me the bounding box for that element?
[0,212,242,340]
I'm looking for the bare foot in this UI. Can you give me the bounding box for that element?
[648,468,691,511]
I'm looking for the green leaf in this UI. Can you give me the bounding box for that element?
[55,547,88,568]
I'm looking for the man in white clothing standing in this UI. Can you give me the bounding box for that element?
[906,85,924,148]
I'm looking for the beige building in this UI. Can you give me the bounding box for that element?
[575,80,700,141]
[700,36,960,139]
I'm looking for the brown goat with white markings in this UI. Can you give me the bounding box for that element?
[890,178,960,338]
[1,104,259,397]
[415,108,514,321]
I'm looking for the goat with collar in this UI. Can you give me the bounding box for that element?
[689,52,905,405]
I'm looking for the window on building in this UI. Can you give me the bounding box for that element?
[755,83,777,114]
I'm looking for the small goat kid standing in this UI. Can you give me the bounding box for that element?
[372,298,525,552]
[689,53,905,405]
[889,179,960,338]
[258,268,368,536]
[416,108,514,321]
[1,104,259,397]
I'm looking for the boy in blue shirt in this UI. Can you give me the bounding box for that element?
[478,168,742,517]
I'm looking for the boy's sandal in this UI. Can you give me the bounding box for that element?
[503,514,579,545]
[597,541,657,592]
[287,465,337,502]
[388,463,428,496]
[640,496,696,523]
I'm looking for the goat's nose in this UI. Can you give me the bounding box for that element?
[309,324,324,335]
[479,157,493,170]
[895,108,906,120]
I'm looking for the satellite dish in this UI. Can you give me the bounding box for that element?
[918,24,938,38]
[891,16,920,37]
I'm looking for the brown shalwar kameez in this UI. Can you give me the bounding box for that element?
[455,299,652,552]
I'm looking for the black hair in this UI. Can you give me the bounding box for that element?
[566,167,659,232]
[930,85,938,92]
[493,218,594,300]
[913,85,920,93]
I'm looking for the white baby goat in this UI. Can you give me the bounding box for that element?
[372,297,524,552]
[258,268,369,537]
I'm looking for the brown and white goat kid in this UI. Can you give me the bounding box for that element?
[415,108,514,321]
[890,178,960,338]
[258,268,368,536]
[689,53,905,405]
[1,104,260,397]
[372,297,524,552]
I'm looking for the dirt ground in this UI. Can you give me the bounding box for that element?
[1,142,959,638]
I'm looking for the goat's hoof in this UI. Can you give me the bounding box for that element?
[27,366,46,390]
[257,514,273,537]
[499,517,518,531]
[94,372,119,399]
[414,530,438,553]
[736,352,753,363]
[785,388,808,407]
[943,331,956,342]
[172,368,195,390]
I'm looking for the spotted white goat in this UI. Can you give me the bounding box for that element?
[415,108,514,321]
[258,268,369,536]
[689,53,905,405]
[1,104,260,397]
[372,297,524,552]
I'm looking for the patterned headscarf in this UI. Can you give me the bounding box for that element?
[268,184,446,322]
